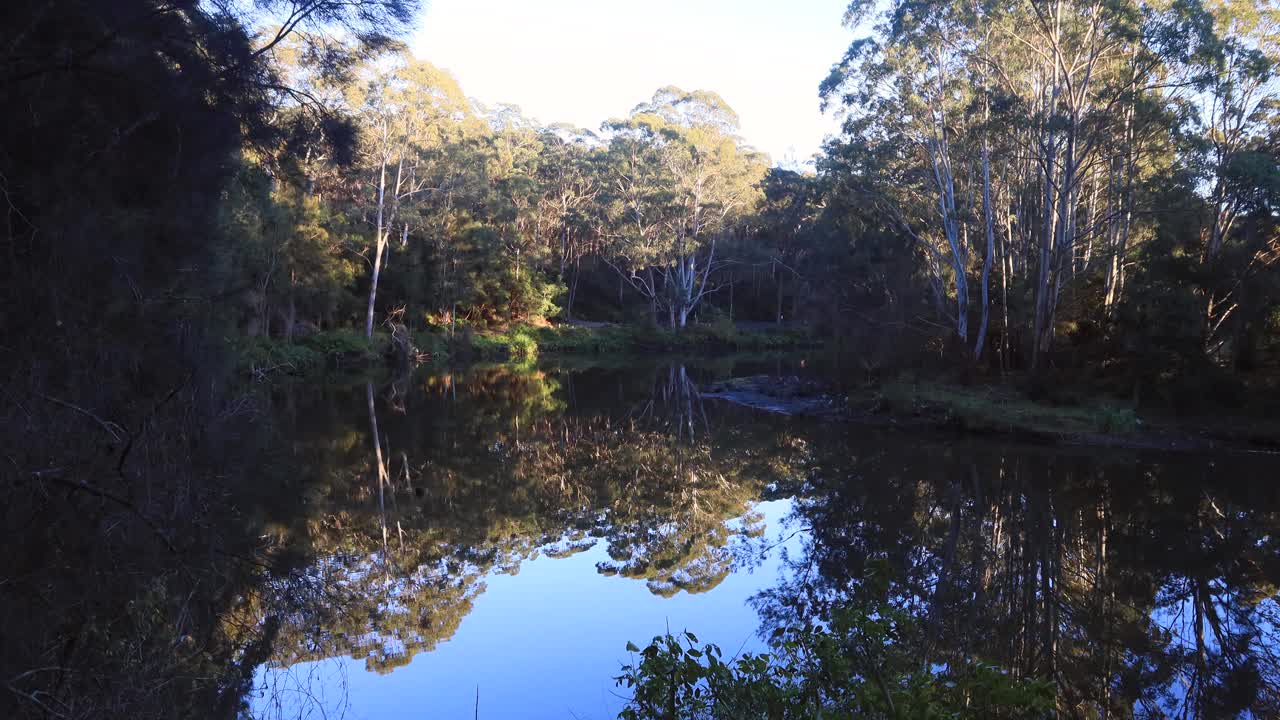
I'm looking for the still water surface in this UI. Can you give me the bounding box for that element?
[245,357,1280,719]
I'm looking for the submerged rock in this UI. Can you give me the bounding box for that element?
[701,375,842,417]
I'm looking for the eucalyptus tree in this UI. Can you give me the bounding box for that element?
[1188,0,1280,356]
[343,56,482,337]
[484,120,547,293]
[822,0,1233,366]
[600,116,677,324]
[1196,0,1279,262]
[603,87,767,328]
[754,169,825,324]
[991,0,1201,366]
[535,129,602,319]
[823,0,990,351]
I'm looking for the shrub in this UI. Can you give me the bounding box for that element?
[301,329,378,359]
[617,589,1054,720]
[507,329,539,362]
[412,330,450,362]
[235,336,324,373]
[234,330,379,374]
[467,326,542,362]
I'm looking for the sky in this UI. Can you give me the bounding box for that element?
[410,0,855,165]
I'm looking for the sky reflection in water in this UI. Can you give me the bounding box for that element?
[257,499,799,720]
[247,358,1280,720]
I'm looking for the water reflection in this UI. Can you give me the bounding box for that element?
[209,361,1280,718]
[756,444,1280,718]
[5,350,1274,719]
[254,362,803,693]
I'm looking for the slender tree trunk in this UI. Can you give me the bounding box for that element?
[776,269,784,325]
[366,236,386,339]
[366,158,389,340]
[647,269,658,326]
[975,132,996,362]
[286,270,297,342]
[1033,143,1056,367]
[565,257,580,321]
[728,271,734,322]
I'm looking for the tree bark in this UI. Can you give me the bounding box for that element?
[366,157,389,340]
[286,269,298,342]
[974,131,996,362]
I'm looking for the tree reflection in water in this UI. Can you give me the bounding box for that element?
[253,362,800,688]
[233,362,1280,719]
[745,442,1280,719]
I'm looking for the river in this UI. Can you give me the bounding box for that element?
[225,356,1280,718]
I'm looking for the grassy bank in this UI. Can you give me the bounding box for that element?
[465,322,818,363]
[233,329,385,374]
[234,322,817,373]
[852,376,1280,450]
[871,379,1140,436]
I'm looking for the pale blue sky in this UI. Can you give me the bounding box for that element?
[411,0,854,164]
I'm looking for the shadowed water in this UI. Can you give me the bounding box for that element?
[239,358,1280,719]
[5,356,1279,719]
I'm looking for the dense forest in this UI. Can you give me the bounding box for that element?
[4,0,1277,382]
[1,0,1278,717]
[820,0,1280,380]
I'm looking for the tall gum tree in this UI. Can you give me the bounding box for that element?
[535,129,601,320]
[823,0,1225,366]
[602,87,767,329]
[1190,0,1280,356]
[343,56,481,337]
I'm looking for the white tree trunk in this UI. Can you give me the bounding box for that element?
[366,158,389,339]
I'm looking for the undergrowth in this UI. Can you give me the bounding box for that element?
[234,329,382,374]
[878,379,1139,435]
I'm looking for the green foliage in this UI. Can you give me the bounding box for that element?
[467,327,542,363]
[215,160,363,339]
[617,594,1055,720]
[456,324,819,364]
[0,0,419,714]
[451,223,564,326]
[236,337,325,373]
[506,329,540,363]
[305,329,382,358]
[412,330,451,361]
[234,330,380,373]
[534,326,635,354]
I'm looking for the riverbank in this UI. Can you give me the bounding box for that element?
[705,374,1280,453]
[233,323,819,373]
[234,329,388,375]
[465,322,817,362]
[232,331,1279,452]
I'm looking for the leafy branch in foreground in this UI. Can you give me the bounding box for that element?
[616,597,1054,720]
